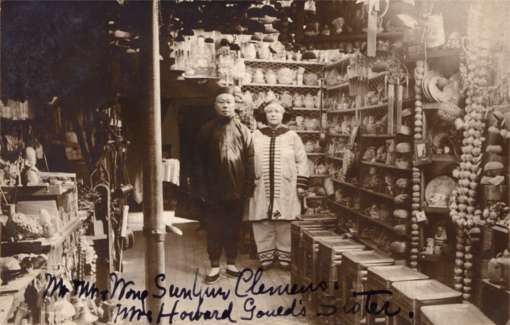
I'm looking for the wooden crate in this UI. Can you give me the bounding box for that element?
[336,250,394,325]
[290,218,337,287]
[391,279,462,325]
[365,265,429,325]
[421,303,495,325]
[315,239,365,325]
[301,230,339,307]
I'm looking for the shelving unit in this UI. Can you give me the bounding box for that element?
[323,55,411,259]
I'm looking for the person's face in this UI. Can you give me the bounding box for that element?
[215,94,236,118]
[265,104,284,127]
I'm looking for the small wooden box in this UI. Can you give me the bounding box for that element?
[391,279,462,325]
[421,303,495,325]
[317,239,365,295]
[315,239,365,325]
[301,230,339,306]
[337,250,394,325]
[366,265,429,325]
[290,218,336,286]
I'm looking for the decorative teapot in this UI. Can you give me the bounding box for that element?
[293,94,304,107]
[304,93,315,109]
[257,42,270,60]
[280,91,293,108]
[253,68,265,84]
[304,117,315,130]
[265,69,277,85]
[277,67,295,85]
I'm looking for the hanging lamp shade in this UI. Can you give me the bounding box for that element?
[260,5,278,17]
[247,20,265,33]
[247,6,263,18]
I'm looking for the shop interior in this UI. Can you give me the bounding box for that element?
[0,0,509,324]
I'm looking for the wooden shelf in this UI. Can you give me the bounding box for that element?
[0,269,45,295]
[359,187,394,201]
[358,102,388,111]
[360,134,393,139]
[242,83,320,89]
[296,130,321,134]
[325,56,353,69]
[328,199,401,235]
[327,155,344,162]
[361,161,412,172]
[307,153,325,157]
[431,154,458,163]
[424,206,450,214]
[243,58,323,66]
[331,178,358,190]
[327,108,357,114]
[310,174,328,178]
[304,31,404,43]
[1,183,75,197]
[1,217,85,255]
[292,108,321,112]
[326,81,349,91]
[329,133,351,137]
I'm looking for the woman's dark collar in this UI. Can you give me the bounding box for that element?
[259,125,289,136]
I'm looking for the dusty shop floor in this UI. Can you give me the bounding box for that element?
[118,212,312,325]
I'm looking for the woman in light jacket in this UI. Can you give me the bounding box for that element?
[248,100,309,270]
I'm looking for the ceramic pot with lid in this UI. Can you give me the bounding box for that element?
[265,69,277,85]
[304,93,315,109]
[277,67,295,85]
[253,68,265,84]
[303,72,319,86]
[242,42,257,60]
[293,94,304,107]
[280,91,293,108]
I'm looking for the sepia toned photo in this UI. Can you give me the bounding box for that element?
[0,0,509,324]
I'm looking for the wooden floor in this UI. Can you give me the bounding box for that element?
[121,222,313,325]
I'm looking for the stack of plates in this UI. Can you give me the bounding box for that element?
[422,71,460,104]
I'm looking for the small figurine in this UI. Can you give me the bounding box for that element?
[364,167,379,190]
[21,147,41,186]
[384,175,394,195]
[424,238,435,255]
[362,146,377,162]
[434,225,448,255]
[367,204,380,219]
[365,115,376,134]
[376,146,387,163]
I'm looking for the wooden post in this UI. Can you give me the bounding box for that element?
[141,0,166,322]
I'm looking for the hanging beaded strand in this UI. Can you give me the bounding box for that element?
[410,59,425,270]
